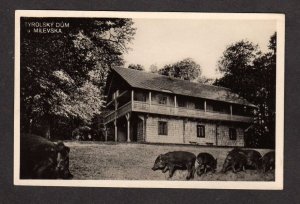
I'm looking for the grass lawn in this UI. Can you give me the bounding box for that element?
[65,141,275,181]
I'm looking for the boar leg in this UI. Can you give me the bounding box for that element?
[168,165,175,178]
[196,166,204,176]
[210,165,216,173]
[203,165,208,174]
[162,166,169,173]
[264,163,270,172]
[189,165,195,179]
[232,164,237,173]
[192,166,196,178]
[186,165,192,180]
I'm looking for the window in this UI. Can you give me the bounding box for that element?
[177,98,186,107]
[197,125,205,138]
[195,101,204,110]
[229,128,237,140]
[212,102,221,112]
[158,95,167,105]
[134,92,146,102]
[158,121,168,135]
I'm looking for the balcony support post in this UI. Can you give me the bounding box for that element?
[174,95,177,108]
[183,119,187,143]
[149,91,152,106]
[125,113,131,142]
[230,105,233,118]
[114,119,117,142]
[204,100,207,112]
[104,124,108,141]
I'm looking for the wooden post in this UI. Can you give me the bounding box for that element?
[174,95,177,108]
[144,114,148,142]
[183,119,187,143]
[125,113,131,142]
[114,120,117,142]
[230,105,233,118]
[114,100,118,111]
[104,124,108,141]
[149,91,152,106]
[215,123,218,146]
[204,100,207,112]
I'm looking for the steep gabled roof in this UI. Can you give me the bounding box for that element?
[111,67,255,107]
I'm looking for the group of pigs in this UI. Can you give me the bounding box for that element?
[20,134,275,180]
[152,149,275,180]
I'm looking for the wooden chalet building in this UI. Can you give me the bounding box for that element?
[102,67,255,147]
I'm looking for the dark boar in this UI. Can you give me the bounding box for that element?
[20,134,73,179]
[222,151,247,173]
[152,151,196,180]
[261,151,275,172]
[230,148,262,170]
[196,153,217,176]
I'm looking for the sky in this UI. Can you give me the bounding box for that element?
[123,18,276,79]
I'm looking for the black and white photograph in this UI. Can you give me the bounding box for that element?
[14,11,284,189]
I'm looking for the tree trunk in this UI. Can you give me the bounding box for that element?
[28,119,33,134]
[43,123,51,139]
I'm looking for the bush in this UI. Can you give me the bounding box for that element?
[72,126,92,141]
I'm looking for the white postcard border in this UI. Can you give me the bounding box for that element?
[14,10,285,190]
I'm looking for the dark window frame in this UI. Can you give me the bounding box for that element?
[229,128,237,140]
[195,101,204,110]
[134,92,146,102]
[158,95,168,105]
[158,121,168,135]
[197,125,205,138]
[177,97,186,108]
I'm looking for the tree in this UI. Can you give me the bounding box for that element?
[214,40,261,99]
[214,34,276,148]
[128,64,144,71]
[158,58,202,81]
[149,64,158,73]
[21,18,136,138]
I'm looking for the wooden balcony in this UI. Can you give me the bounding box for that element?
[104,101,253,124]
[104,101,132,123]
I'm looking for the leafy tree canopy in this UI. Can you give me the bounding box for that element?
[21,18,136,137]
[158,58,202,81]
[128,64,144,71]
[214,33,276,148]
[149,64,158,73]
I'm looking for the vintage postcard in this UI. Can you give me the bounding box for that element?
[14,10,285,189]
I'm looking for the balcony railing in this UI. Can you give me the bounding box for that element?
[104,101,132,123]
[104,101,253,124]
